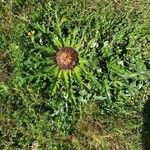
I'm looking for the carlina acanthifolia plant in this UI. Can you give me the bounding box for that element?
[24,20,101,100]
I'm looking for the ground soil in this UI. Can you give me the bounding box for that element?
[0,52,12,82]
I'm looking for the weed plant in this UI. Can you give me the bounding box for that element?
[0,0,150,149]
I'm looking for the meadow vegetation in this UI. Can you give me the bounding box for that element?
[0,0,150,149]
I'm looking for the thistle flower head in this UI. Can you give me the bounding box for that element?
[55,47,79,70]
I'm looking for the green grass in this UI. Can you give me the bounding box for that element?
[0,0,150,149]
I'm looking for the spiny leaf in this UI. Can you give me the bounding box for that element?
[72,28,79,40]
[73,66,84,88]
[79,65,101,89]
[58,70,63,79]
[35,44,55,54]
[62,70,69,88]
[68,70,76,104]
[43,64,57,74]
[53,66,61,78]
[79,57,88,65]
[51,83,57,96]
[63,34,71,46]
[54,11,62,36]
[108,63,137,79]
[34,23,46,33]
[104,79,111,101]
[51,70,62,96]
[70,28,79,47]
[50,32,63,48]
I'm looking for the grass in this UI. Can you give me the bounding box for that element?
[0,0,150,149]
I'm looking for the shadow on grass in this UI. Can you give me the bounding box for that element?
[142,98,150,150]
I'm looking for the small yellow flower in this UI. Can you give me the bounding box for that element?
[61,16,67,22]
[27,31,35,37]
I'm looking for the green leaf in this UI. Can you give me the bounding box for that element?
[70,28,79,47]
[51,69,62,96]
[50,32,63,48]
[63,34,71,46]
[35,44,55,54]
[79,65,101,89]
[53,66,61,78]
[35,23,46,33]
[79,57,88,65]
[72,28,79,40]
[101,41,113,58]
[62,70,69,88]
[73,39,83,52]
[73,66,84,88]
[104,79,111,101]
[108,63,137,79]
[51,83,57,96]
[43,65,57,74]
[0,84,9,96]
[68,71,76,104]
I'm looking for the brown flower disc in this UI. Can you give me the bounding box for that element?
[56,47,79,70]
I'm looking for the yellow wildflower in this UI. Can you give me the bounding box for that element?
[27,31,35,37]
[61,16,67,22]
